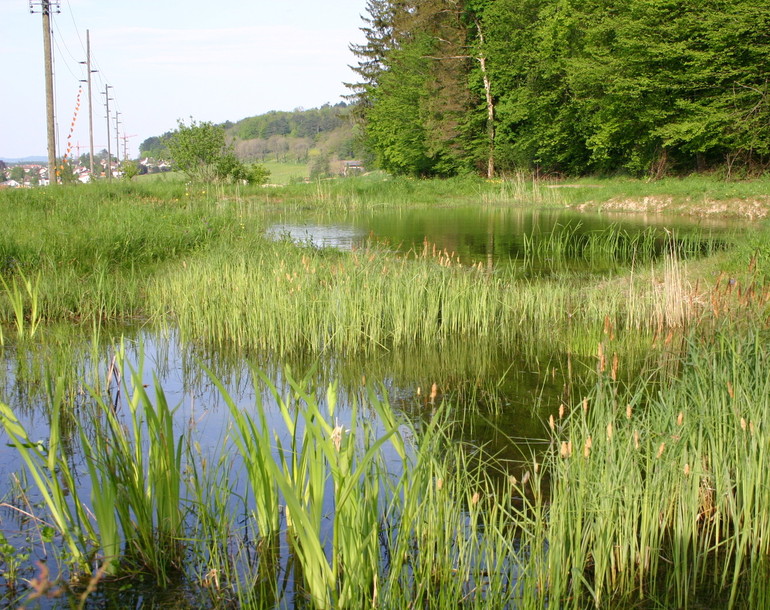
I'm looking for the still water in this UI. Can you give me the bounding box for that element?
[266,206,726,269]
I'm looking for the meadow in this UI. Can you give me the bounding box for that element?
[0,174,768,608]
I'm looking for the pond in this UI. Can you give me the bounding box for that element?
[266,206,727,272]
[0,204,738,607]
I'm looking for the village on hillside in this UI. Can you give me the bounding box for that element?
[0,158,172,188]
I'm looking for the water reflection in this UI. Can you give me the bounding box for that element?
[266,206,732,271]
[265,223,367,250]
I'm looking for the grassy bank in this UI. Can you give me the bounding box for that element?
[0,178,763,352]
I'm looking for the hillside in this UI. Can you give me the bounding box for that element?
[139,102,362,179]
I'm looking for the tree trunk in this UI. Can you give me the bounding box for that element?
[475,19,495,179]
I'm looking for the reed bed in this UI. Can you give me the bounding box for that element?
[3,327,770,607]
[149,229,750,361]
[531,328,770,608]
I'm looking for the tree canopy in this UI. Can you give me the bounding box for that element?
[348,0,770,178]
[167,119,269,185]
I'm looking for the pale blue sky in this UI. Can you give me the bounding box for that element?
[0,0,368,159]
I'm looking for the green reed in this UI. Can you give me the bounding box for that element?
[3,326,770,607]
[150,229,742,361]
[535,328,770,608]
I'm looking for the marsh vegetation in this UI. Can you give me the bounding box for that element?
[0,175,768,608]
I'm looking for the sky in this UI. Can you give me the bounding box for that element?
[0,0,369,160]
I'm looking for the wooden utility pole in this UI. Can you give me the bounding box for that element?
[30,1,61,184]
[122,134,137,162]
[114,111,121,166]
[103,84,113,181]
[80,30,97,178]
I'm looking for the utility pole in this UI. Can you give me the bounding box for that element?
[114,111,121,166]
[30,1,61,184]
[79,30,97,178]
[122,134,137,162]
[103,84,113,181]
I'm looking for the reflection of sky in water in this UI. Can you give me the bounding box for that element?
[0,331,415,600]
[265,223,367,250]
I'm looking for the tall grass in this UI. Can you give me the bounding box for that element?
[531,328,770,608]
[150,229,747,360]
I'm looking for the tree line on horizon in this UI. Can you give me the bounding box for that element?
[139,103,359,168]
[347,0,770,179]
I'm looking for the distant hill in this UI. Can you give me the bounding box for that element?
[1,156,47,164]
[139,103,365,178]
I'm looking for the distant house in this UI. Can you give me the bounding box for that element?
[342,160,364,176]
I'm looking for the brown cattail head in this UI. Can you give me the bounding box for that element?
[598,342,606,373]
[677,412,684,426]
[584,436,593,458]
[656,442,666,458]
[626,404,633,420]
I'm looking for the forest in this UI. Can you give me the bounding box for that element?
[348,0,770,178]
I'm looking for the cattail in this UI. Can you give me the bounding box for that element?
[430,383,438,402]
[436,478,444,491]
[534,461,540,474]
[727,381,734,399]
[549,414,556,432]
[509,475,518,487]
[560,441,569,458]
[633,430,640,450]
[471,492,480,505]
[684,463,690,476]
[598,342,606,373]
[677,411,684,426]
[611,353,619,381]
[656,442,666,458]
[582,397,589,413]
[521,471,530,486]
[750,421,755,436]
[559,403,565,419]
[626,404,633,420]
[606,422,614,441]
[416,386,421,396]
[740,417,747,431]
[584,436,592,458]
